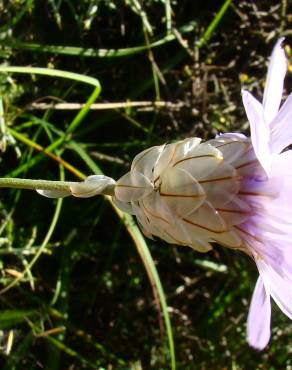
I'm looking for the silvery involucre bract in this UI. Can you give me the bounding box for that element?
[114,134,253,253]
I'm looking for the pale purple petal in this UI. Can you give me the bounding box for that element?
[242,90,271,175]
[262,38,287,124]
[256,259,292,320]
[269,93,292,154]
[272,149,292,176]
[247,276,271,350]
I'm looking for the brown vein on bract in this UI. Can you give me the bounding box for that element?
[141,200,170,225]
[116,184,151,189]
[171,141,182,163]
[169,142,178,163]
[153,176,160,186]
[160,192,205,199]
[198,175,238,184]
[215,140,243,148]
[235,159,258,170]
[215,140,250,153]
[216,207,250,215]
[172,154,218,167]
[182,217,228,233]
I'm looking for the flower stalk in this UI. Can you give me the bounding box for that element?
[0,178,76,191]
[0,177,116,196]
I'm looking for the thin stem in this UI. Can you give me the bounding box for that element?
[0,177,116,196]
[0,178,76,191]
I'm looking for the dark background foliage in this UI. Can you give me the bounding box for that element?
[0,1,291,369]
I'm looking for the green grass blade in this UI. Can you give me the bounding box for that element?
[115,208,176,370]
[165,0,172,34]
[0,309,37,329]
[68,141,102,174]
[0,193,63,294]
[0,66,101,177]
[0,0,34,33]
[1,21,196,58]
[66,86,100,134]
[196,0,233,48]
[45,336,101,370]
[3,332,34,369]
[0,66,101,88]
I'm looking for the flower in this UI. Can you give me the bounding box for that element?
[35,39,291,349]
[113,39,292,349]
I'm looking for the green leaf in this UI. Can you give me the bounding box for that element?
[0,310,37,329]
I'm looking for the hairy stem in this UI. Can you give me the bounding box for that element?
[0,178,76,191]
[0,177,115,196]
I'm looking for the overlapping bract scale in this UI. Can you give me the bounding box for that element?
[159,167,205,218]
[115,170,153,202]
[199,161,240,207]
[208,137,249,165]
[131,145,165,180]
[171,142,223,180]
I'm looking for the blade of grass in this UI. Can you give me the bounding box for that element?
[116,207,176,369]
[47,308,127,366]
[0,309,37,329]
[128,0,153,35]
[7,127,84,179]
[165,0,172,34]
[0,0,34,33]
[2,332,34,369]
[25,313,103,370]
[0,187,63,294]
[143,28,161,101]
[196,0,233,48]
[46,336,102,370]
[1,21,197,58]
[0,66,100,177]
[0,66,101,88]
[0,66,101,150]
[128,0,233,100]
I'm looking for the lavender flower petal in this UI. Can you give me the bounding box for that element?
[269,93,292,154]
[247,276,271,350]
[242,90,271,175]
[263,38,287,124]
[257,259,292,320]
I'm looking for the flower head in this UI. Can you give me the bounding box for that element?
[113,39,292,349]
[36,39,291,350]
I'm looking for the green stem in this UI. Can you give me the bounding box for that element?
[0,177,116,196]
[0,178,76,191]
